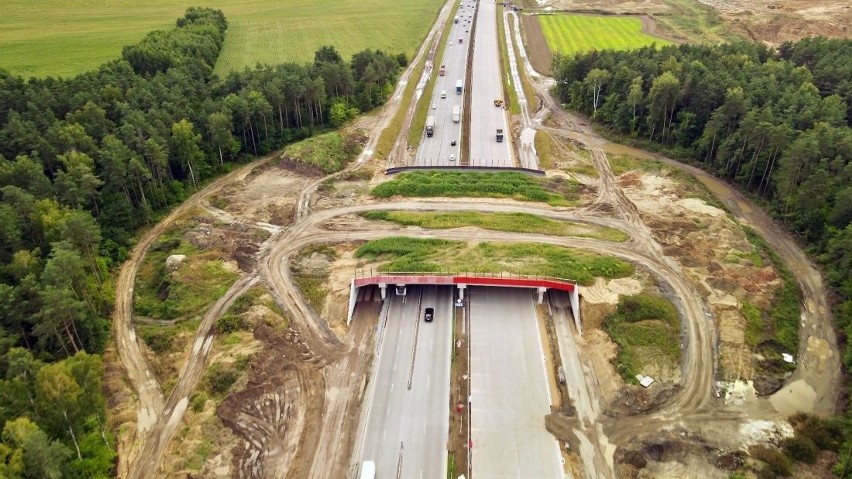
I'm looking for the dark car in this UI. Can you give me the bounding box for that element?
[424,307,434,322]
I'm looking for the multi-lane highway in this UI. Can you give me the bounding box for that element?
[358,286,453,478]
[469,0,512,166]
[415,3,474,166]
[469,287,564,478]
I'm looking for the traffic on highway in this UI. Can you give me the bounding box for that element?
[415,0,512,168]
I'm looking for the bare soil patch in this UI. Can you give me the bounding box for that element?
[620,170,784,383]
[521,14,554,74]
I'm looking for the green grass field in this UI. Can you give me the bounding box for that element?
[538,15,671,55]
[0,0,442,78]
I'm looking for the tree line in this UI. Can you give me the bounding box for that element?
[0,7,406,476]
[553,37,852,473]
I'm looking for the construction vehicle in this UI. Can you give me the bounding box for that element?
[496,128,504,142]
[494,98,503,107]
[426,116,435,137]
[452,105,461,123]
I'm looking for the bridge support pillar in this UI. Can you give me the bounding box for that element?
[537,287,547,304]
[347,280,358,326]
[457,284,466,300]
[570,288,581,332]
[379,283,387,300]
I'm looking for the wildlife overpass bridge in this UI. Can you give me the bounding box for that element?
[348,272,580,330]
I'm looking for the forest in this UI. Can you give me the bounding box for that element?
[0,7,405,476]
[553,37,852,471]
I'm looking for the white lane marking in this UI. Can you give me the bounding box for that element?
[394,361,397,372]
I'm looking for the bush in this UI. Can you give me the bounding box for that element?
[205,363,238,396]
[216,314,250,334]
[784,436,818,464]
[190,392,208,413]
[750,446,792,477]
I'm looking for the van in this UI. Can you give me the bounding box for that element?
[441,90,447,99]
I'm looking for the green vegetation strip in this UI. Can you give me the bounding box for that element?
[538,15,671,54]
[743,227,800,353]
[534,130,553,169]
[376,53,427,160]
[0,0,443,77]
[372,171,578,206]
[496,5,520,115]
[281,132,362,174]
[355,237,633,285]
[361,210,628,241]
[604,293,680,382]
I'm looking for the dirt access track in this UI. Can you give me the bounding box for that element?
[529,0,850,45]
[109,6,839,479]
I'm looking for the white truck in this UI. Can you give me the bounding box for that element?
[452,105,461,123]
[455,79,463,94]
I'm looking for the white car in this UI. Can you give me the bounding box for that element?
[449,154,456,162]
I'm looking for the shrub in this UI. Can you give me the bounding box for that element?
[750,446,792,477]
[205,363,238,396]
[784,436,817,464]
[190,392,208,413]
[216,314,249,334]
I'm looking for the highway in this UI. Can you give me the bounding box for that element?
[415,3,474,166]
[469,0,512,166]
[359,286,453,478]
[469,287,564,478]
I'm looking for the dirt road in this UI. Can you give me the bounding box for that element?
[130,275,259,479]
[113,157,274,476]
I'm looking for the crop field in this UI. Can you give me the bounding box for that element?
[0,0,442,78]
[537,15,671,55]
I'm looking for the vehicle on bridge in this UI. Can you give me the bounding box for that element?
[426,116,435,137]
[359,460,375,479]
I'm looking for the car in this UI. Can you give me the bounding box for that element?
[449,154,456,162]
[450,139,457,146]
[441,90,447,99]
[424,307,434,322]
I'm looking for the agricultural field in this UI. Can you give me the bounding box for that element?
[0,0,442,78]
[537,14,672,55]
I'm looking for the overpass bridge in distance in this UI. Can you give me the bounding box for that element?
[348,271,580,330]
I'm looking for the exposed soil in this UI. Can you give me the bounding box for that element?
[520,14,553,75]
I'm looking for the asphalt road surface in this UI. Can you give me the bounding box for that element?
[359,286,453,478]
[469,287,564,478]
[469,0,512,166]
[415,4,474,166]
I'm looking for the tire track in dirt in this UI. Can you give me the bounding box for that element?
[114,156,275,477]
[130,275,259,479]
